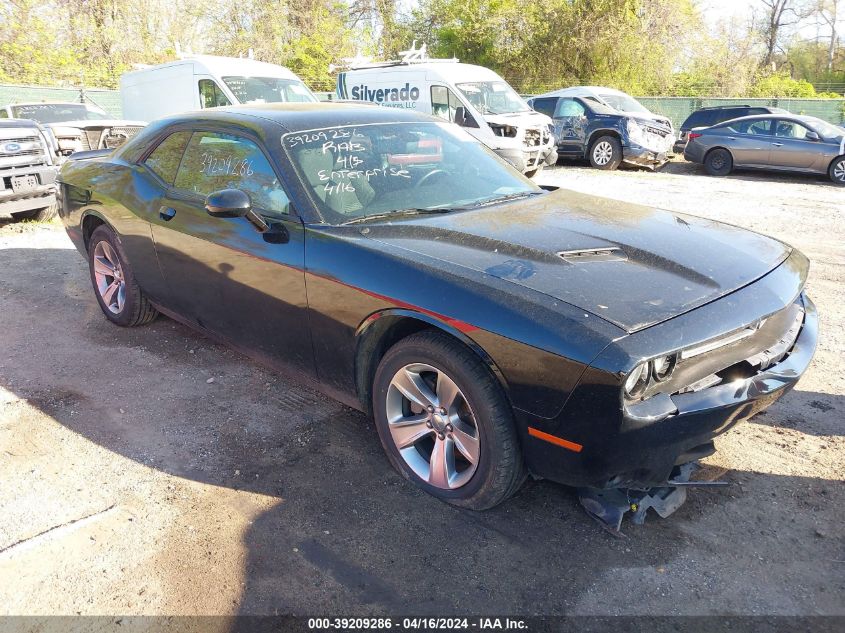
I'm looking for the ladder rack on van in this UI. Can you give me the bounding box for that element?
[329,41,459,72]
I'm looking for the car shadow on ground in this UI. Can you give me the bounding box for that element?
[1,246,843,616]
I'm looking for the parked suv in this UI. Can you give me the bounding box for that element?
[674,105,787,153]
[528,91,673,170]
[0,119,57,221]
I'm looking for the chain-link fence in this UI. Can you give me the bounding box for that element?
[637,97,845,130]
[0,84,123,117]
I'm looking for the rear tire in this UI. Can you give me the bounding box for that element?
[88,225,158,327]
[829,156,845,186]
[10,202,58,222]
[704,148,733,176]
[372,330,525,510]
[589,136,622,170]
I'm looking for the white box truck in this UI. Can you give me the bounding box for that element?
[335,45,557,177]
[120,54,318,122]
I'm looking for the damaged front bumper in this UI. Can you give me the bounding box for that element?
[519,289,818,491]
[622,143,670,169]
[496,145,558,174]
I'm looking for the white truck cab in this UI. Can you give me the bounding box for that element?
[335,44,557,176]
[120,54,318,122]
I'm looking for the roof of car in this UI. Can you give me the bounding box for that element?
[160,102,438,133]
[532,86,631,99]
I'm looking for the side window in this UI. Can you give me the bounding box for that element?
[143,131,191,185]
[0,109,7,118]
[556,98,586,118]
[774,120,811,139]
[430,85,466,124]
[173,131,291,218]
[198,80,232,109]
[732,119,772,135]
[530,98,558,118]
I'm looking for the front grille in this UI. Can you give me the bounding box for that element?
[0,129,50,171]
[676,301,805,394]
[524,127,544,148]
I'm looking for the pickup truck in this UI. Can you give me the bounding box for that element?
[0,119,58,221]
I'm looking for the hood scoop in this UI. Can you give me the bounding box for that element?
[557,247,627,263]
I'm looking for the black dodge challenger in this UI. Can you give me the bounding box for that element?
[58,103,818,510]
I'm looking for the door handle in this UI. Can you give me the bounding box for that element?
[159,206,176,221]
[772,142,784,147]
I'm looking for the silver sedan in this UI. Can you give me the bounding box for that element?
[684,114,845,185]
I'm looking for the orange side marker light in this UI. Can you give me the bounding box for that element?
[528,427,583,453]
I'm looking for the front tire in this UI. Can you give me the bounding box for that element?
[829,156,845,186]
[372,330,525,510]
[10,202,58,222]
[589,135,622,170]
[88,225,158,327]
[704,148,733,176]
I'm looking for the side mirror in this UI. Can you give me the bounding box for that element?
[205,189,251,218]
[805,131,820,142]
[453,106,479,128]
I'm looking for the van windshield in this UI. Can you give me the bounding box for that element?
[222,77,318,104]
[455,81,530,115]
[284,121,539,224]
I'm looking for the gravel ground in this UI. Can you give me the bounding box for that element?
[0,161,843,618]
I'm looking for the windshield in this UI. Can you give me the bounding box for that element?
[285,122,540,224]
[804,117,844,139]
[596,93,650,114]
[11,103,109,123]
[455,81,530,115]
[222,76,317,104]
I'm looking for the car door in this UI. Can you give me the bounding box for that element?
[551,98,589,156]
[769,119,823,170]
[148,127,316,377]
[723,118,774,166]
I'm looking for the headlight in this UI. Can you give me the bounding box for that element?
[626,119,645,145]
[624,362,650,398]
[652,354,677,382]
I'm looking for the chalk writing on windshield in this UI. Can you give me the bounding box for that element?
[286,126,412,196]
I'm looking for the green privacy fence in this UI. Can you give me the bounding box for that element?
[0,84,123,117]
[636,97,845,130]
[4,84,843,130]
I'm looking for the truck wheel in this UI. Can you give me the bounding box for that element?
[589,136,622,170]
[372,330,526,510]
[524,164,543,179]
[10,203,58,222]
[829,156,845,186]
[704,148,733,176]
[88,225,158,327]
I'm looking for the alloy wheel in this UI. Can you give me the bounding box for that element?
[834,159,845,183]
[93,241,126,314]
[385,363,480,490]
[593,141,613,166]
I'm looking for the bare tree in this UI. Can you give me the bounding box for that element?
[814,0,840,71]
[757,0,811,68]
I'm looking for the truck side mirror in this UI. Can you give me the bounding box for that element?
[454,106,479,129]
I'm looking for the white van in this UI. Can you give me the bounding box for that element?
[335,46,557,176]
[120,54,318,122]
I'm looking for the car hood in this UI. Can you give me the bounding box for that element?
[361,189,792,332]
[486,111,552,126]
